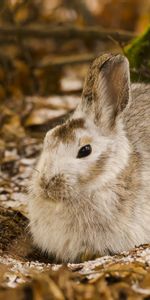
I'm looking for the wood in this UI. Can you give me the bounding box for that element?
[37,53,94,68]
[0,25,136,43]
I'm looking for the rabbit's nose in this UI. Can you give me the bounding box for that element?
[40,174,64,190]
[50,175,64,186]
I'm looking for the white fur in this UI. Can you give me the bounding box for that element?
[28,57,150,262]
[28,113,150,262]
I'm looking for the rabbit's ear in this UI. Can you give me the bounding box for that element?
[81,54,130,132]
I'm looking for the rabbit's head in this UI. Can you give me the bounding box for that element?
[30,54,131,207]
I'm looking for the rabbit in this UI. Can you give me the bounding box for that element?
[28,53,150,263]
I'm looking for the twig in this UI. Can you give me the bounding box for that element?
[36,53,94,69]
[0,25,136,43]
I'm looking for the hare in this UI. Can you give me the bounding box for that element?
[28,53,150,263]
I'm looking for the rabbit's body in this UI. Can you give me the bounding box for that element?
[28,54,150,262]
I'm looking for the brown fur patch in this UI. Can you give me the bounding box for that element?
[52,118,85,143]
[78,150,110,184]
[115,151,141,198]
[82,53,114,101]
[82,54,130,133]
[79,136,92,147]
[111,150,142,216]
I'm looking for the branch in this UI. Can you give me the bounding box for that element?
[0,25,136,43]
[36,53,94,69]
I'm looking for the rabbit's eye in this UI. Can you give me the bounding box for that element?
[77,144,92,158]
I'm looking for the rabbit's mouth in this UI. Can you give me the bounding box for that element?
[46,188,71,202]
[39,173,72,202]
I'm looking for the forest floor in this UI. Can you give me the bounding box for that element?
[0,1,150,298]
[1,91,150,300]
